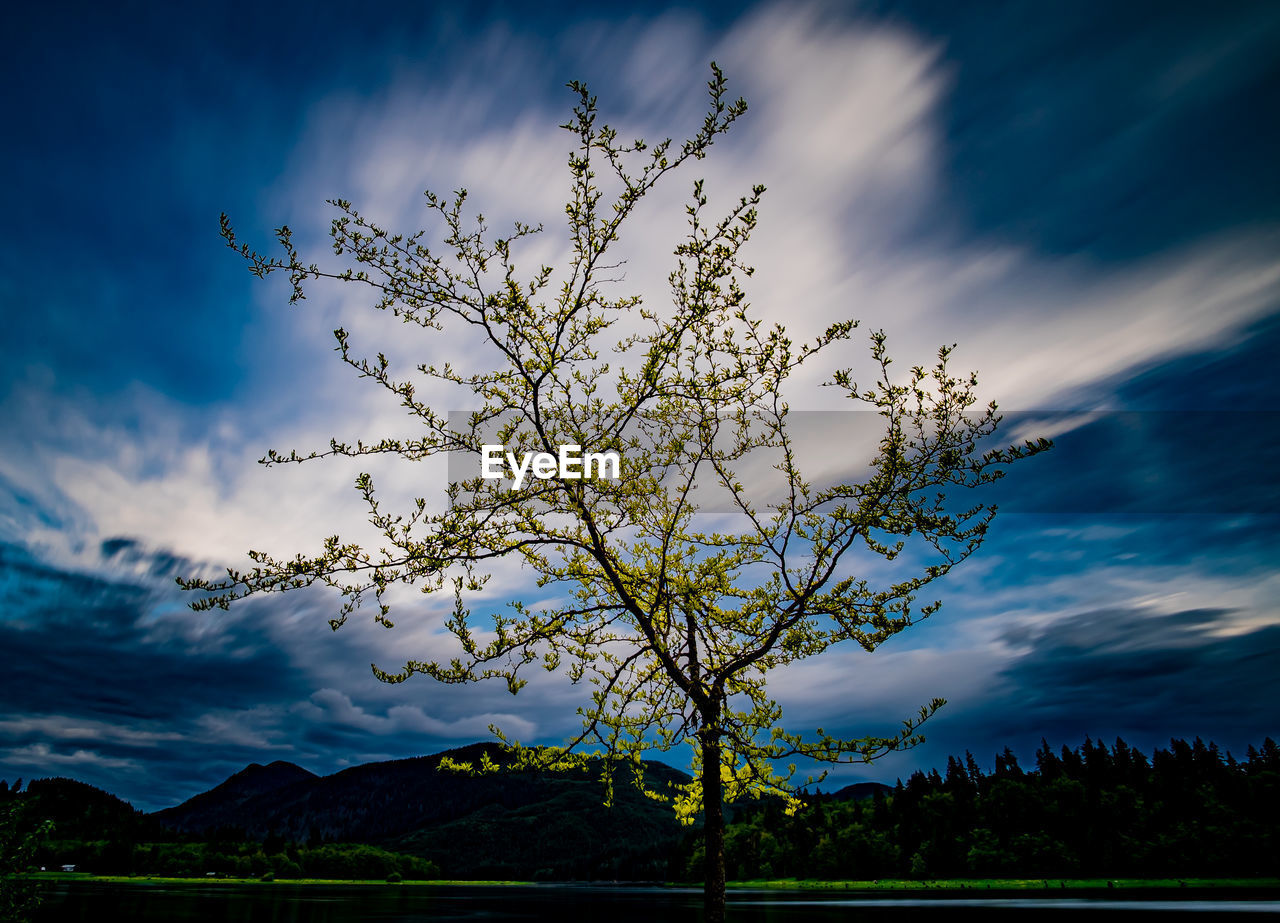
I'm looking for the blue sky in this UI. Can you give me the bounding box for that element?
[2,0,1279,811]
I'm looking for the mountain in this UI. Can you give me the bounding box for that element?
[152,759,316,834]
[828,781,893,802]
[19,747,888,879]
[22,777,163,841]
[153,742,693,879]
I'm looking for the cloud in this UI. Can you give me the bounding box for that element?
[0,544,309,718]
[993,606,1280,739]
[302,688,537,740]
[0,539,563,808]
[0,743,136,773]
[6,3,1278,573]
[755,515,1280,788]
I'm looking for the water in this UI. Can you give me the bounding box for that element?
[32,882,1280,921]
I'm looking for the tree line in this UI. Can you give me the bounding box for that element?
[34,838,438,882]
[0,780,438,883]
[675,736,1280,880]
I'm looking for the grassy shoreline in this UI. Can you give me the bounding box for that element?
[26,873,1280,891]
[728,877,1280,891]
[27,873,527,886]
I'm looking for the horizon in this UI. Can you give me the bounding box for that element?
[8,731,1275,817]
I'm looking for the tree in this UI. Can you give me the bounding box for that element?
[1,798,51,923]
[182,64,1048,920]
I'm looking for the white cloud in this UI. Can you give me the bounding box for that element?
[0,742,136,772]
[194,709,291,751]
[21,3,1275,573]
[0,715,183,748]
[302,688,537,740]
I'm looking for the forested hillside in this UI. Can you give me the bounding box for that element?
[675,737,1280,880]
[4,736,1277,881]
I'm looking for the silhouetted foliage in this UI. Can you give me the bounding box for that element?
[1,792,51,923]
[687,736,1280,880]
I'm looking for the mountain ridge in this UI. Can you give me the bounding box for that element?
[147,742,693,877]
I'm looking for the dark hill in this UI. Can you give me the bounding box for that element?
[153,742,692,879]
[152,759,316,834]
[828,781,893,802]
[22,777,162,841]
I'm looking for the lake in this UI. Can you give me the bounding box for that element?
[32,882,1280,920]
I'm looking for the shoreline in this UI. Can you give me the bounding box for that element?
[26,874,1280,892]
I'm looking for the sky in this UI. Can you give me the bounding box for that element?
[2,0,1279,812]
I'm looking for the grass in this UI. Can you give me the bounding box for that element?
[26,873,529,886]
[727,877,1280,891]
[26,872,1280,892]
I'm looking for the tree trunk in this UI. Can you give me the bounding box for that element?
[701,732,726,923]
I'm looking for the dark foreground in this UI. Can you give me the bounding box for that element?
[32,881,1280,921]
